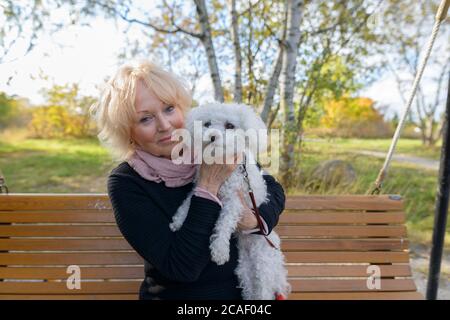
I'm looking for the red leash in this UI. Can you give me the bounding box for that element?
[240,157,287,300]
[240,155,278,249]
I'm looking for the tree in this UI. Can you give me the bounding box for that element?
[71,0,381,186]
[379,0,450,146]
[279,0,303,184]
[29,83,96,138]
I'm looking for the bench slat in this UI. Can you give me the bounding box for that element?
[0,225,407,238]
[0,194,404,211]
[280,239,409,251]
[289,279,417,292]
[287,265,412,277]
[275,225,407,238]
[0,252,143,265]
[289,292,424,300]
[0,264,412,280]
[0,239,133,251]
[279,211,405,224]
[0,266,144,279]
[284,251,410,263]
[0,238,410,252]
[0,294,138,300]
[0,252,409,265]
[0,225,122,237]
[0,194,112,211]
[0,211,405,224]
[0,279,417,294]
[285,195,404,211]
[0,211,116,223]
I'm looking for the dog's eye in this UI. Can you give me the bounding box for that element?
[225,122,235,129]
[204,121,211,128]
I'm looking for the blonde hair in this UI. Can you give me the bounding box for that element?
[90,60,192,162]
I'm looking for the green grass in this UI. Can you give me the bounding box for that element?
[285,137,448,248]
[0,130,447,247]
[0,135,116,193]
[305,136,441,160]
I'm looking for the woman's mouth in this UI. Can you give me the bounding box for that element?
[158,135,173,144]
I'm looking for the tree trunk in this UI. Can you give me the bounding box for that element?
[261,46,284,124]
[261,0,288,124]
[193,0,224,102]
[279,0,303,188]
[229,0,243,103]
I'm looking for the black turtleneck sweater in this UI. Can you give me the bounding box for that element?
[107,162,285,300]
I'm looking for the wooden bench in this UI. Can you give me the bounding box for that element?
[0,193,423,300]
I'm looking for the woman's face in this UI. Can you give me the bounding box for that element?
[130,80,185,159]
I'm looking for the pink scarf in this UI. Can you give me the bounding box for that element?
[127,148,196,187]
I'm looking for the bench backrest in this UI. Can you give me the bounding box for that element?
[0,194,422,300]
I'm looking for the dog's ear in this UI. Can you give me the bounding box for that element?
[239,104,268,156]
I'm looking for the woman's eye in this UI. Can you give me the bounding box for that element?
[225,122,235,129]
[165,106,175,112]
[140,116,154,123]
[204,121,211,128]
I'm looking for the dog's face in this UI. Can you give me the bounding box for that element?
[185,103,267,161]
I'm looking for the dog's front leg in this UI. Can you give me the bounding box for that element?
[169,190,194,232]
[209,193,243,265]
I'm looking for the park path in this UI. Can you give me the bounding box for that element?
[350,150,439,171]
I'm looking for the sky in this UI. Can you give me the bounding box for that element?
[0,8,447,121]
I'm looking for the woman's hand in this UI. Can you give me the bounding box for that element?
[197,154,242,196]
[236,190,258,231]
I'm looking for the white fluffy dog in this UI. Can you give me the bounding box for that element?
[169,102,290,300]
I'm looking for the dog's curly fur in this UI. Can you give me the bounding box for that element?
[169,102,291,300]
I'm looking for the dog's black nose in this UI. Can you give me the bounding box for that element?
[210,136,216,142]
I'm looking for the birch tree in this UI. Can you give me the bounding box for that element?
[381,0,450,146]
[279,0,303,185]
[229,0,243,103]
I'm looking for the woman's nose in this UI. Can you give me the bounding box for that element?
[157,115,171,131]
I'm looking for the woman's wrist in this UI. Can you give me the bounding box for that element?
[197,182,219,196]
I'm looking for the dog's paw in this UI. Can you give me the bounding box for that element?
[210,241,230,265]
[211,250,230,265]
[169,221,180,232]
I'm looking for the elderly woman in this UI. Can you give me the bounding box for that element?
[91,60,285,300]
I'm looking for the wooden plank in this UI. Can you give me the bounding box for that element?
[0,266,144,280]
[0,238,409,252]
[285,195,404,211]
[281,239,410,251]
[0,211,406,224]
[279,212,406,224]
[0,294,138,300]
[0,281,140,294]
[0,279,417,294]
[0,292,424,300]
[275,225,407,238]
[0,225,122,237]
[284,251,410,263]
[288,291,424,300]
[286,265,412,277]
[0,264,412,280]
[0,225,407,238]
[0,239,133,251]
[0,211,115,223]
[0,252,144,265]
[0,194,404,211]
[290,279,417,292]
[0,194,111,211]
[0,265,412,280]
